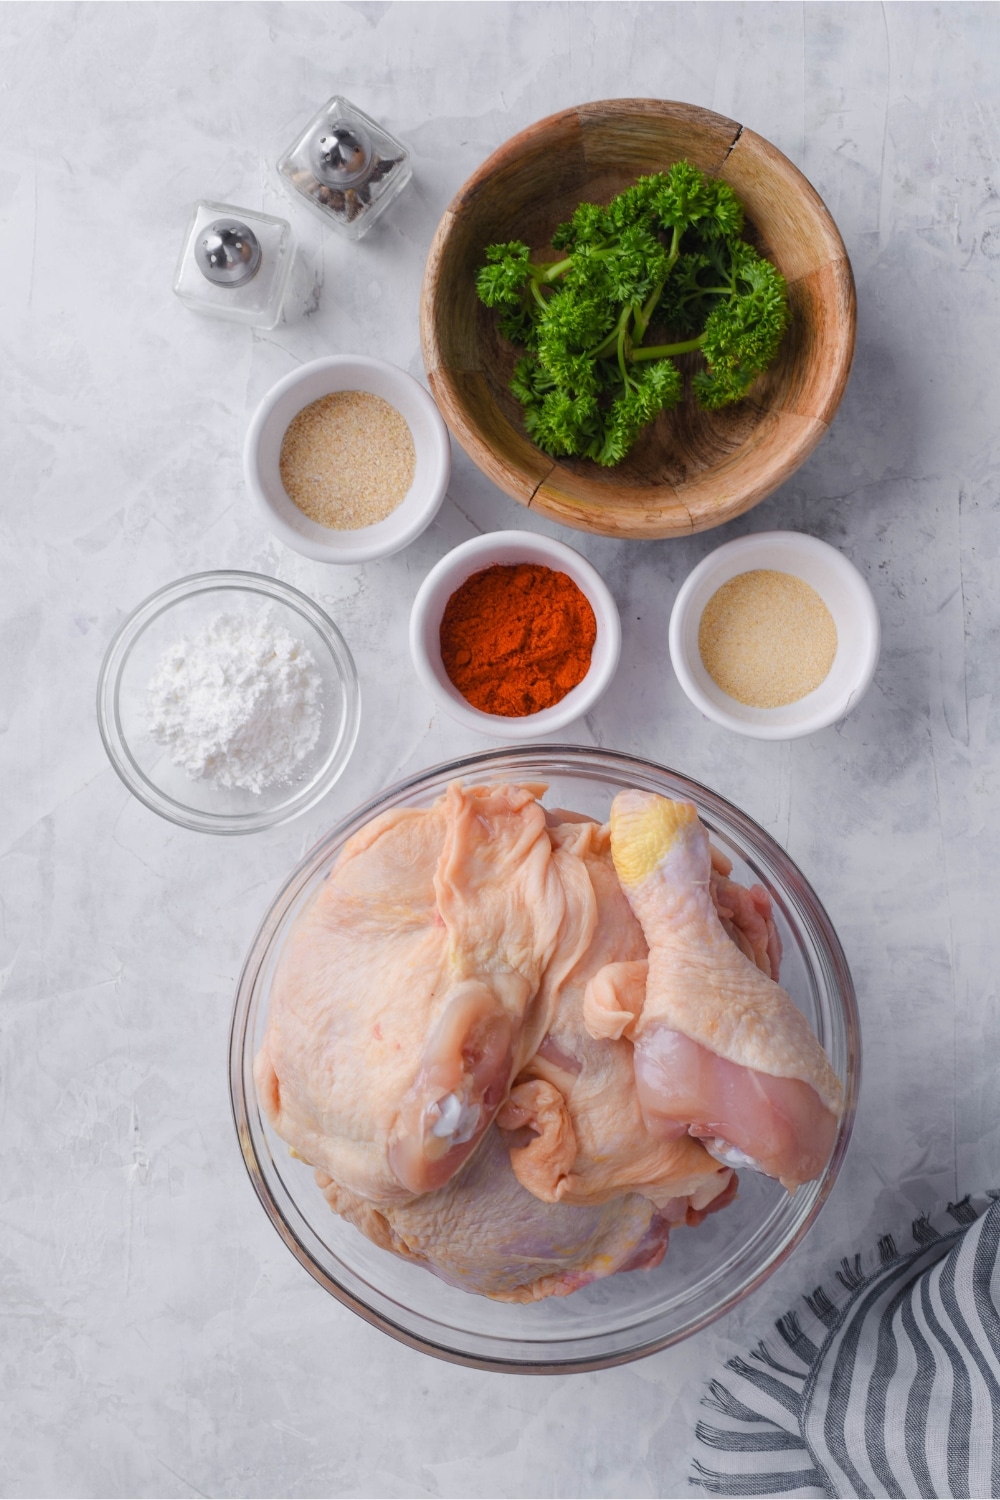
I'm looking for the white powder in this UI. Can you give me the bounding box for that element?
[147,611,324,794]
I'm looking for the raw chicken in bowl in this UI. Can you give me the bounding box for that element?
[230,747,859,1371]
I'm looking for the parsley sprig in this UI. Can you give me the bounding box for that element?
[475,162,790,466]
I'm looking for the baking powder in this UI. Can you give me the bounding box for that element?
[147,611,323,793]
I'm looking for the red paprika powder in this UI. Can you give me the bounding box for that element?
[439,562,597,717]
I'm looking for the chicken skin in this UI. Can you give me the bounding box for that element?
[315,1124,675,1303]
[255,782,567,1203]
[497,817,735,1219]
[255,782,843,1301]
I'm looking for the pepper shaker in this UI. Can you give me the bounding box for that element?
[173,201,293,328]
[276,96,411,241]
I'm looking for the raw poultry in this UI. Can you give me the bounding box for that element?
[497,815,734,1215]
[255,783,842,1302]
[255,782,567,1205]
[596,790,843,1192]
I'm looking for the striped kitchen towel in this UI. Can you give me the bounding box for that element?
[690,1191,1000,1498]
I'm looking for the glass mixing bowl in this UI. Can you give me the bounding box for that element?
[230,746,860,1371]
[97,571,360,835]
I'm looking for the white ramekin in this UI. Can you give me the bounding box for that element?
[409,531,621,741]
[243,355,451,563]
[668,530,880,740]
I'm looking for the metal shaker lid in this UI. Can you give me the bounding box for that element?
[309,120,373,187]
[196,220,262,287]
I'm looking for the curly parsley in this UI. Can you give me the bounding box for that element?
[475,162,789,466]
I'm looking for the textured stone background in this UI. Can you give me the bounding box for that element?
[2,3,999,1494]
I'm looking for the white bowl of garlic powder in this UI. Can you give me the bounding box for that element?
[668,531,880,740]
[244,355,451,564]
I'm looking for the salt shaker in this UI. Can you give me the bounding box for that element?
[173,201,293,328]
[276,96,411,241]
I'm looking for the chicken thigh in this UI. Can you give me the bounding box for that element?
[590,791,842,1192]
[497,817,735,1219]
[315,1124,674,1303]
[255,782,567,1203]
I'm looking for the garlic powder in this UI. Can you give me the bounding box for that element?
[698,570,837,709]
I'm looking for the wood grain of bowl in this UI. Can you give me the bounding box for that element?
[420,99,856,540]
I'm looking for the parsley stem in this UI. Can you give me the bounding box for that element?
[529,279,549,311]
[632,229,681,345]
[633,282,664,342]
[616,317,631,386]
[537,257,574,283]
[591,305,632,361]
[630,334,706,361]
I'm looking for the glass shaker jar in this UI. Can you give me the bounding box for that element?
[173,201,293,328]
[276,96,412,241]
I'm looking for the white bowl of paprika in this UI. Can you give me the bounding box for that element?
[409,531,621,740]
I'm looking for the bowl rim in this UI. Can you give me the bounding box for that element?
[668,530,881,739]
[96,569,362,834]
[243,354,451,564]
[408,530,622,739]
[229,744,861,1372]
[420,96,857,540]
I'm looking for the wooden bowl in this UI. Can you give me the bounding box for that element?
[420,99,856,540]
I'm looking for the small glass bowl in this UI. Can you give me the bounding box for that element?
[97,571,360,835]
[230,745,860,1371]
